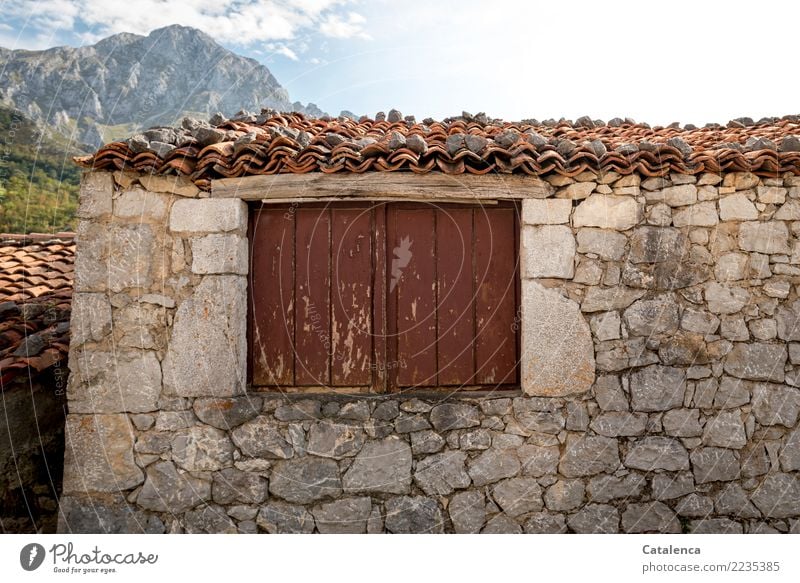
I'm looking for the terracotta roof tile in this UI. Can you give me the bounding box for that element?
[75,112,800,191]
[0,233,74,386]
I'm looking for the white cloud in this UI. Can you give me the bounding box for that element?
[4,0,370,50]
[267,43,299,61]
[319,11,370,39]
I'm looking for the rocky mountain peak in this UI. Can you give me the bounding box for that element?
[0,25,325,148]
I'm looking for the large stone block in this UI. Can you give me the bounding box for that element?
[107,224,156,292]
[211,468,269,505]
[429,403,480,431]
[307,419,366,459]
[62,414,143,493]
[543,479,583,512]
[413,451,470,496]
[702,410,747,449]
[522,225,575,278]
[776,301,800,341]
[775,200,800,220]
[622,226,710,290]
[468,447,521,486]
[705,282,750,314]
[656,184,698,207]
[190,233,248,275]
[780,428,800,472]
[624,437,690,471]
[587,474,645,503]
[627,227,686,264]
[67,349,161,413]
[136,460,211,512]
[256,502,314,533]
[672,201,718,227]
[576,228,627,260]
[269,457,342,504]
[521,281,595,396]
[751,383,800,427]
[719,193,758,221]
[138,173,200,197]
[169,198,247,233]
[113,302,168,350]
[311,497,372,534]
[69,292,112,346]
[622,502,680,533]
[162,275,247,397]
[581,286,645,312]
[724,342,786,382]
[690,447,740,483]
[750,474,800,518]
[493,477,543,516]
[171,426,235,471]
[230,416,293,458]
[559,435,620,477]
[342,437,412,494]
[622,294,679,336]
[384,496,444,534]
[77,172,113,219]
[629,365,686,411]
[73,221,110,292]
[114,189,169,221]
[589,412,647,437]
[184,504,237,533]
[573,194,642,230]
[449,490,486,533]
[722,172,759,190]
[192,396,262,429]
[739,221,791,254]
[714,253,748,282]
[522,198,572,225]
[568,503,620,533]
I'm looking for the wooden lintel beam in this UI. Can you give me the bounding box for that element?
[211,172,553,200]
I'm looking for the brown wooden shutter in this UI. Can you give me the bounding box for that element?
[249,202,519,392]
[386,203,519,390]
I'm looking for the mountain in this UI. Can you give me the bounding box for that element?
[0,24,324,149]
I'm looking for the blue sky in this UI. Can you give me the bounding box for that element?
[1,0,799,125]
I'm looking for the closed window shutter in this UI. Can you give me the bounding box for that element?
[250,202,518,392]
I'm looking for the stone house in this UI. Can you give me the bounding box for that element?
[0,233,73,532]
[58,110,800,533]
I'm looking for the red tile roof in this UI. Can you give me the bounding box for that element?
[75,112,800,190]
[0,233,74,386]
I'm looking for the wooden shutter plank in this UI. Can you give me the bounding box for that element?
[373,204,388,392]
[294,208,331,385]
[435,207,475,385]
[393,207,438,387]
[331,207,373,386]
[474,207,518,385]
[250,207,295,386]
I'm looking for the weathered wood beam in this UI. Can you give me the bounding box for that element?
[252,196,498,205]
[211,172,553,200]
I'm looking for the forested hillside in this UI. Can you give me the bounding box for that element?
[0,107,81,233]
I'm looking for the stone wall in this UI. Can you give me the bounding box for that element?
[59,169,800,533]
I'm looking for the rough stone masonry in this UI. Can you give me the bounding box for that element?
[59,168,800,533]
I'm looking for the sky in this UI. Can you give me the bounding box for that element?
[1,0,799,125]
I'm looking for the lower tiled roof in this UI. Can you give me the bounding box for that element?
[0,234,74,386]
[75,111,800,190]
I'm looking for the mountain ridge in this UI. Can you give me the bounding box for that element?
[0,24,325,148]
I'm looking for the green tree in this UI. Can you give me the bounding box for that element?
[0,106,83,233]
